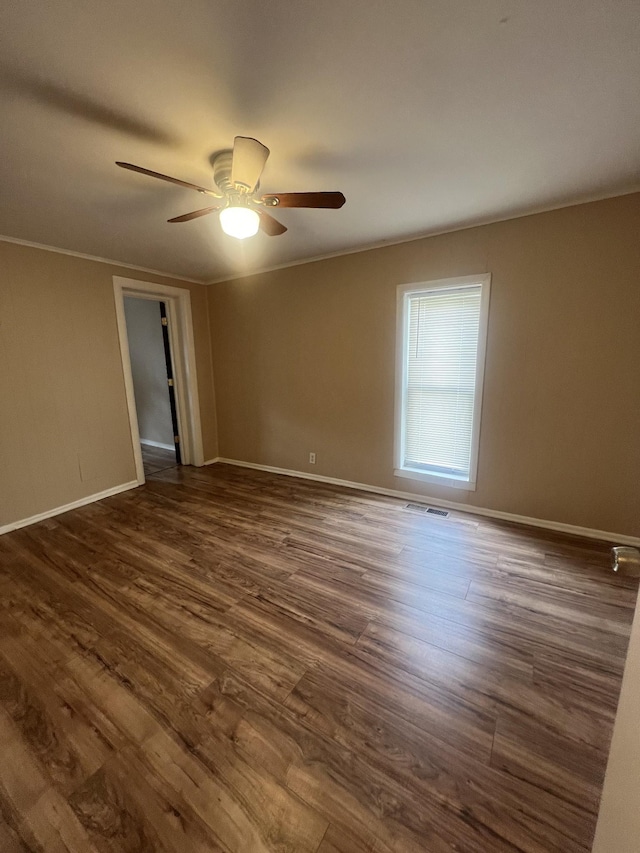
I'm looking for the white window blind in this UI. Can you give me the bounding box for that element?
[396,276,490,489]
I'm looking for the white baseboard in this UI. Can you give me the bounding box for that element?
[0,481,139,536]
[214,458,640,547]
[5,460,635,547]
[140,439,175,451]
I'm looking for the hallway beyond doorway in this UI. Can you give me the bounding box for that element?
[141,445,178,477]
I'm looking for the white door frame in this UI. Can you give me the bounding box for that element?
[113,276,204,484]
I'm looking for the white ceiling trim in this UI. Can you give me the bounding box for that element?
[0,234,206,285]
[205,185,640,285]
[1,184,637,290]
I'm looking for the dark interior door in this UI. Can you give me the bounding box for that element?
[159,302,182,464]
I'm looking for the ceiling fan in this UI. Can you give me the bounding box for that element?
[116,137,346,239]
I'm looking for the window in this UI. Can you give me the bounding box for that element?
[395,274,491,490]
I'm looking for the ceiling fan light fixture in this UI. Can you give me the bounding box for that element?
[116,139,344,239]
[219,206,260,239]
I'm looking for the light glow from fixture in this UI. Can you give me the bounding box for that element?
[219,206,260,239]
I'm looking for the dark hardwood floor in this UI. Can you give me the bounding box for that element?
[0,463,637,852]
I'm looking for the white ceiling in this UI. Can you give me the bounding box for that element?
[1,0,639,283]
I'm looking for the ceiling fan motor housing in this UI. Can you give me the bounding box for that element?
[212,151,235,194]
[213,150,263,198]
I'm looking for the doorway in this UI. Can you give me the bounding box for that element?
[113,276,204,485]
[123,297,181,476]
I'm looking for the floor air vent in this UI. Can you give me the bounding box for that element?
[405,503,449,517]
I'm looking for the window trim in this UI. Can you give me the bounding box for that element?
[394,273,491,492]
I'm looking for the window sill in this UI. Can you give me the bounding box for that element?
[394,467,476,492]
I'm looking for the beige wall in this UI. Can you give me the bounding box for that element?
[208,193,640,538]
[0,241,217,529]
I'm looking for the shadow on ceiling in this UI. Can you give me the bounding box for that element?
[0,65,178,146]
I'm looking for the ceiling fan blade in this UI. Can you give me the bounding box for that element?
[258,211,287,236]
[116,162,221,197]
[167,206,221,223]
[261,191,346,209]
[231,137,270,192]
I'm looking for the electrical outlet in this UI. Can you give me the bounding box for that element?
[309,452,316,464]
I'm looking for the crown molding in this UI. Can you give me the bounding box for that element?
[205,184,640,285]
[2,183,638,288]
[0,234,206,285]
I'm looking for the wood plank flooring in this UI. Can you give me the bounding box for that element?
[0,463,637,852]
[141,445,178,477]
